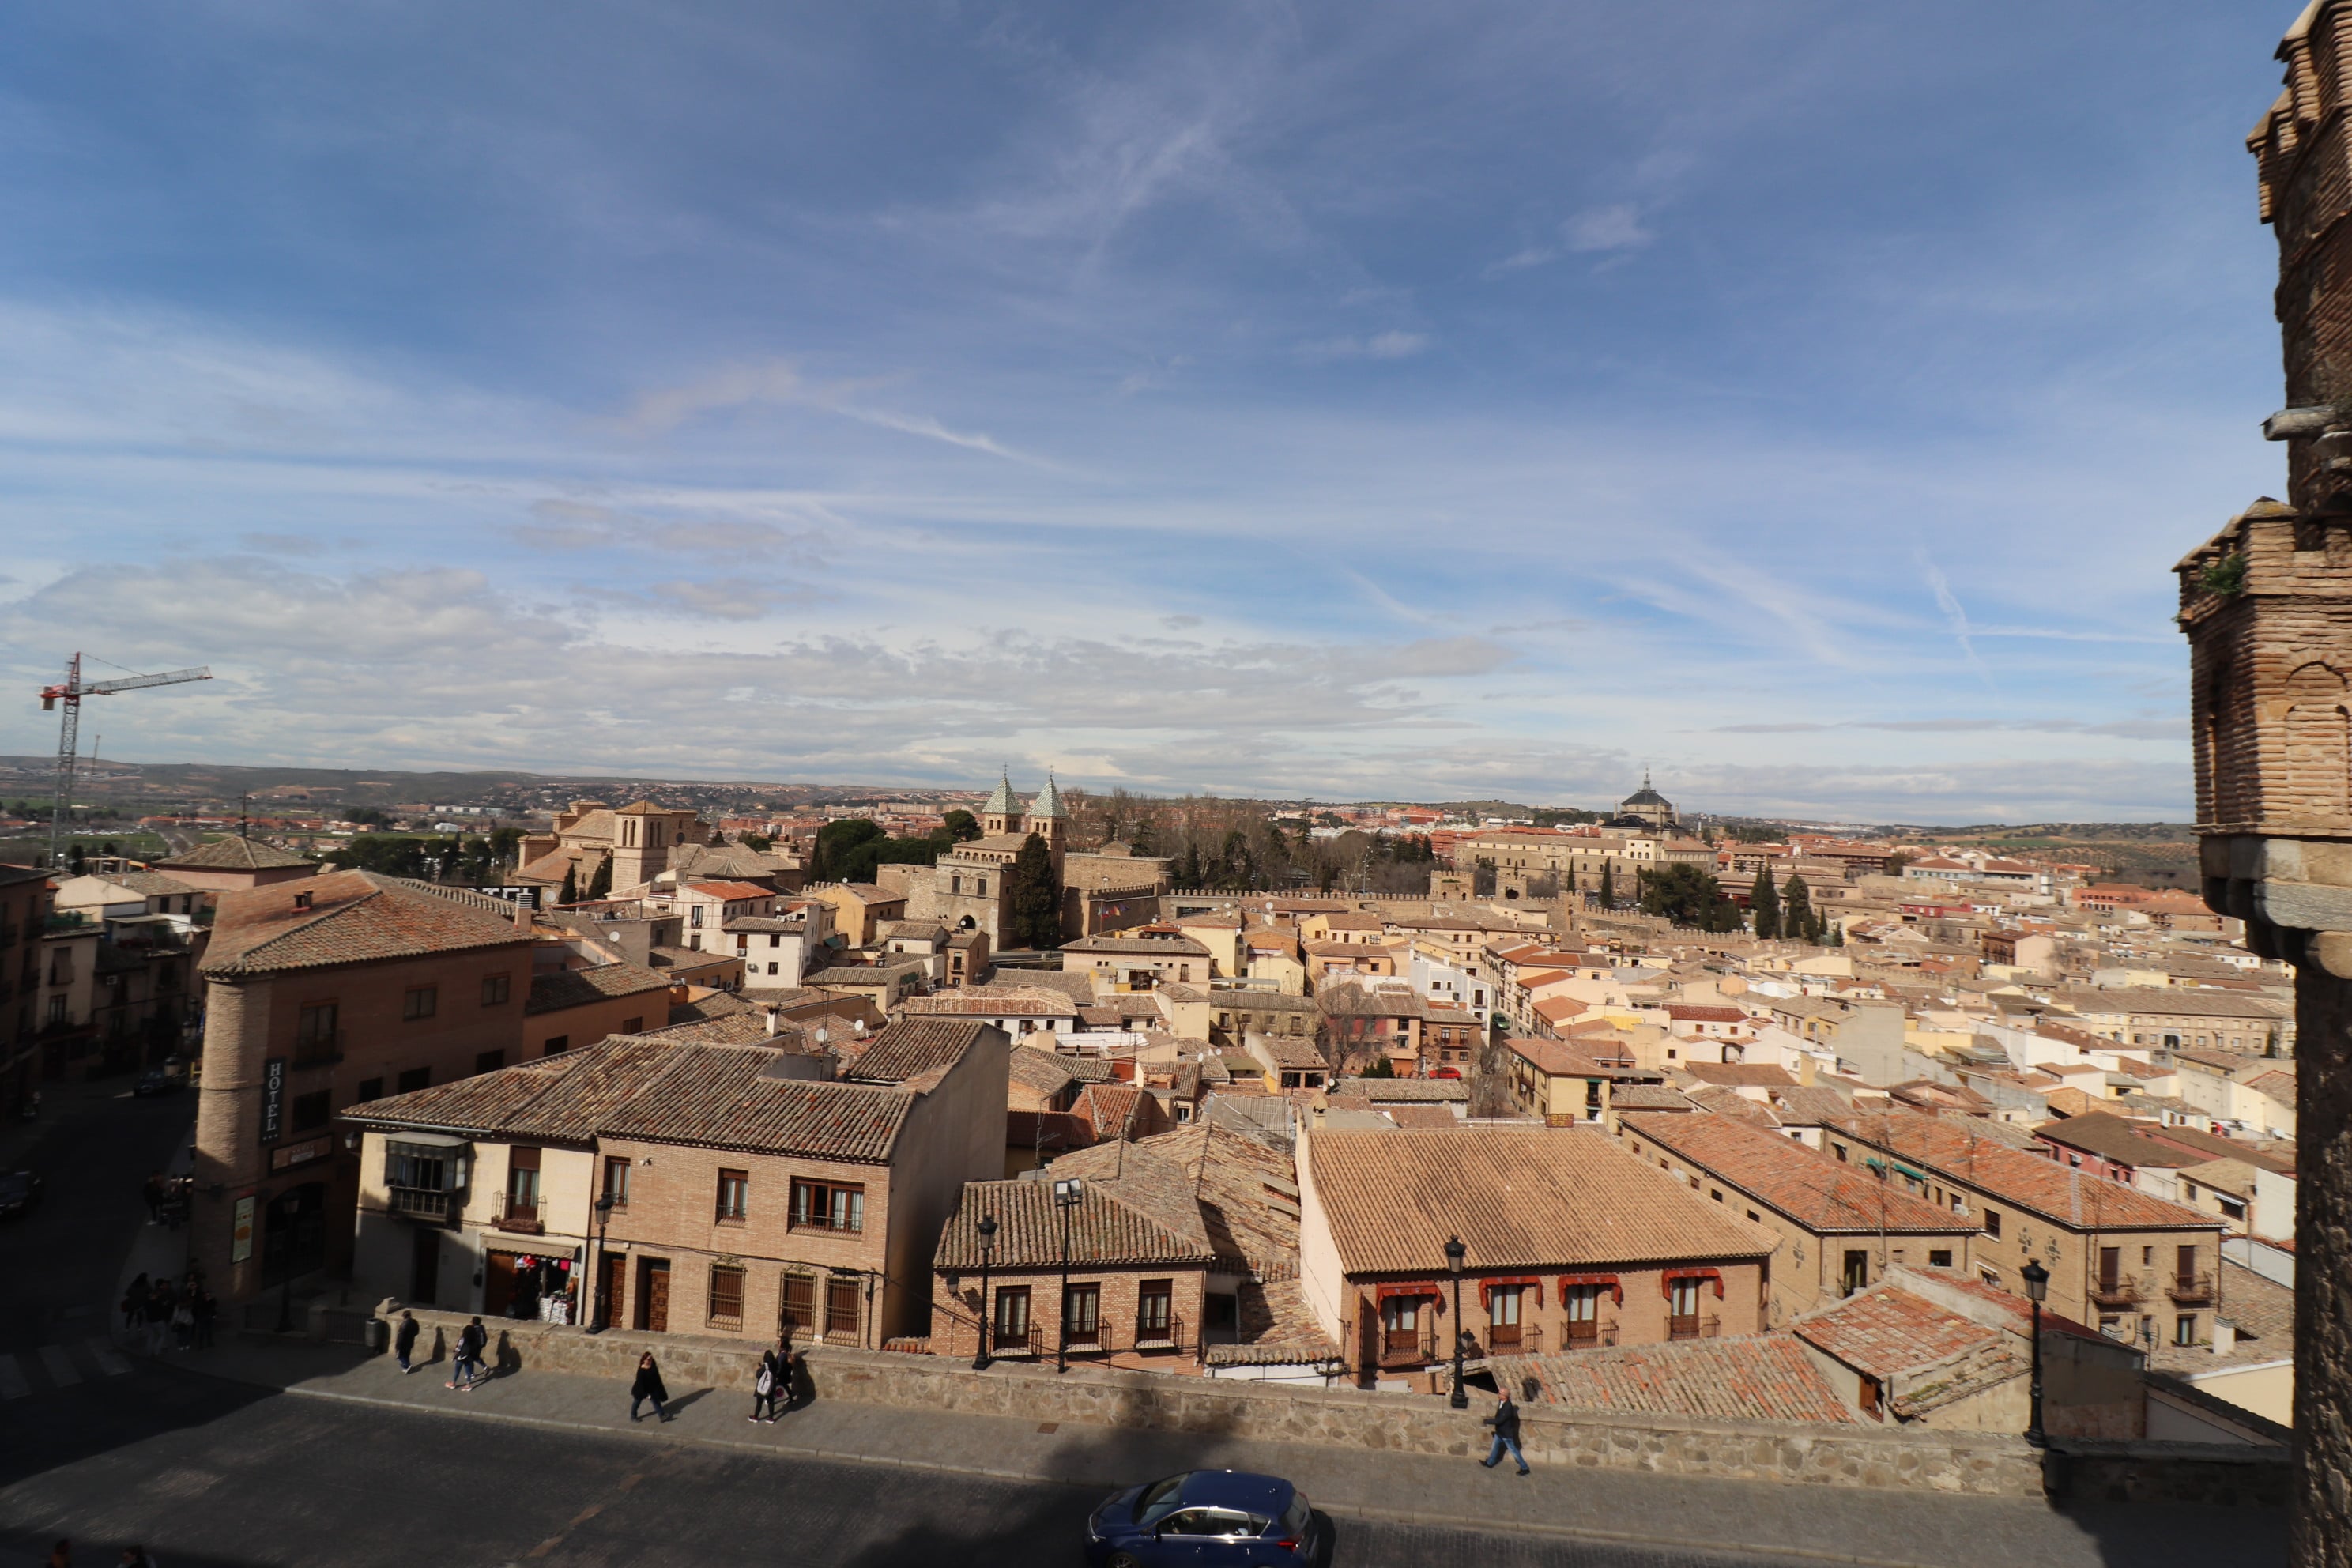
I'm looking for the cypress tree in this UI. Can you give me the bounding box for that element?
[557,865,578,905]
[1751,869,1780,939]
[1004,831,1063,949]
[1781,873,1814,944]
[1599,862,1615,909]
[586,855,612,901]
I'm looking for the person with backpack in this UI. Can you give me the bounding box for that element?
[1479,1387,1530,1475]
[750,1337,787,1423]
[630,1351,670,1422]
[394,1310,421,1374]
[447,1316,487,1391]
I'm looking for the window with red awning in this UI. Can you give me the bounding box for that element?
[1555,1273,1623,1307]
[1662,1267,1724,1300]
[1476,1275,1540,1309]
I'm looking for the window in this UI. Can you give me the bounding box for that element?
[993,1285,1031,1350]
[291,1090,331,1133]
[481,973,511,1007]
[1928,1250,1953,1268]
[475,1050,505,1075]
[1138,1280,1174,1341]
[386,1142,454,1193]
[1832,1144,1848,1163]
[1562,1284,1603,1342]
[296,1001,339,1060]
[1841,1250,1869,1297]
[1380,1295,1421,1354]
[544,1035,570,1056]
[716,1169,749,1223]
[622,1016,643,1033]
[601,1156,630,1209]
[1065,1282,1102,1346]
[397,1067,431,1094]
[1487,1284,1524,1348]
[507,1147,541,1219]
[825,1275,861,1339]
[708,1265,745,1328]
[403,986,438,1021]
[2175,1314,2197,1347]
[354,1078,384,1104]
[690,906,703,928]
[1668,1278,1703,1338]
[791,1178,865,1233]
[1983,1209,2002,1239]
[780,1272,816,1332]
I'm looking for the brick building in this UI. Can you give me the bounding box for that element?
[190,871,538,1303]
[0,864,49,1119]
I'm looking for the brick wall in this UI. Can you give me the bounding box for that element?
[929,1265,1208,1364]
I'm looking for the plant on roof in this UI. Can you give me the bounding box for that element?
[2199,552,2248,597]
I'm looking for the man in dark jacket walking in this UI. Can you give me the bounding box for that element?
[1479,1388,1530,1474]
[750,1339,787,1423]
[630,1351,670,1422]
[394,1310,421,1374]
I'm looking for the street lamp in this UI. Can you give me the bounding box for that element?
[2019,1257,2049,1449]
[1444,1234,1468,1410]
[590,1193,616,1333]
[973,1213,999,1371]
[1053,1176,1084,1374]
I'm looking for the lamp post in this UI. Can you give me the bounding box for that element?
[973,1213,999,1370]
[590,1193,616,1333]
[1054,1176,1084,1374]
[2019,1257,2049,1449]
[1444,1234,1468,1410]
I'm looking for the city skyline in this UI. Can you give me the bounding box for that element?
[0,3,2291,820]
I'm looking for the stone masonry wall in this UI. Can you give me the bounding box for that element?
[2295,968,2352,1565]
[369,1304,2278,1505]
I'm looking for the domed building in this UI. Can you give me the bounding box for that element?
[1611,772,1678,831]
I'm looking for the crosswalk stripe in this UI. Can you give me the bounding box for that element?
[39,1345,80,1387]
[0,1355,24,1400]
[85,1339,131,1377]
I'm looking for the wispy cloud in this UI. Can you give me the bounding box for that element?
[1297,330,1431,363]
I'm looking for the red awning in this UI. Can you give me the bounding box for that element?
[1476,1275,1541,1309]
[1374,1282,1442,1304]
[1663,1267,1725,1300]
[1555,1272,1623,1307]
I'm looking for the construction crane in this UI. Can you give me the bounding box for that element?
[39,653,213,870]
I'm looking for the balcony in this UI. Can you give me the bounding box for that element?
[490,1192,543,1234]
[1560,1321,1619,1350]
[1668,1313,1722,1343]
[2090,1275,2144,1310]
[387,1186,458,1226]
[2168,1272,2216,1306]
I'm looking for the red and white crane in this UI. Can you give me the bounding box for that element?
[38,652,213,869]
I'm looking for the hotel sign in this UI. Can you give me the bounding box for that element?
[259,1057,287,1145]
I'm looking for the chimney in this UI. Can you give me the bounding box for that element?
[764,1004,783,1038]
[2213,1317,2237,1355]
[1798,1054,1817,1087]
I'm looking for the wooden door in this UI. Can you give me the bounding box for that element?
[599,1253,627,1330]
[484,1251,518,1317]
[639,1259,670,1332]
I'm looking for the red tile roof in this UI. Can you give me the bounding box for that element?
[1619,1112,1973,1235]
[1826,1110,2220,1231]
[1495,1336,1856,1426]
[202,870,533,978]
[1792,1287,2003,1378]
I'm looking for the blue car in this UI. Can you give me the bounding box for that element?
[1084,1470,1323,1567]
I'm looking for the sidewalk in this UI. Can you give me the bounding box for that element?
[167,1338,2281,1568]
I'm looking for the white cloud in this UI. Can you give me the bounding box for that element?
[1562,202,1652,253]
[1297,330,1431,362]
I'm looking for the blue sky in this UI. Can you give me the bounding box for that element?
[0,2,2302,820]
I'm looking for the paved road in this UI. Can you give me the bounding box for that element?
[0,1367,1824,1568]
[0,1074,188,1357]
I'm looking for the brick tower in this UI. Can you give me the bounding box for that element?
[2184,9,2352,1559]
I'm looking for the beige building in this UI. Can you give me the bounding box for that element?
[345,1017,1008,1344]
[514,800,711,898]
[153,835,320,892]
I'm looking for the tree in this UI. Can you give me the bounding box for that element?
[1360,1054,1396,1079]
[737,831,775,852]
[557,865,578,906]
[1751,869,1781,939]
[1598,861,1615,910]
[813,819,885,882]
[586,855,612,901]
[1002,831,1063,949]
[941,809,981,842]
[1638,863,1730,929]
[1781,873,1816,944]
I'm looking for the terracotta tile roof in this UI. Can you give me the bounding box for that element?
[159,837,317,871]
[685,880,775,901]
[933,1173,1216,1271]
[1765,1087,1856,1125]
[1208,1277,1337,1364]
[1826,1110,2220,1231]
[2031,1112,2206,1170]
[1007,1109,1094,1155]
[1666,1004,1747,1023]
[525,961,671,1016]
[1608,1084,1698,1112]
[1331,1076,1469,1102]
[1793,1287,2005,1379]
[1064,932,1213,957]
[1621,1112,1974,1235]
[202,870,533,978]
[1495,1336,1856,1426]
[1679,1063,1797,1089]
[1076,1082,1146,1139]
[1058,1123,1301,1273]
[846,1018,997,1084]
[1306,1126,1771,1276]
[898,986,1080,1018]
[344,1037,918,1161]
[1008,1046,1080,1097]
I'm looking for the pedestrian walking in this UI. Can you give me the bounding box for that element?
[783,1338,808,1413]
[394,1310,421,1374]
[751,1339,786,1423]
[43,1538,70,1568]
[145,1281,174,1355]
[119,1275,148,1338]
[1479,1388,1530,1475]
[119,1547,158,1568]
[447,1316,487,1390]
[194,1289,217,1350]
[630,1351,671,1422]
[170,1293,195,1351]
[141,1173,162,1226]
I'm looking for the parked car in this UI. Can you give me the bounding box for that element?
[1085,1471,1323,1567]
[134,1069,186,1097]
[0,1170,43,1219]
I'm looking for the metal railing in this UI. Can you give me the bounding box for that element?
[2168,1272,2216,1305]
[491,1192,543,1234]
[2090,1274,2144,1309]
[1668,1313,1721,1343]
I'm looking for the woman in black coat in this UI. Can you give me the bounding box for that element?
[629,1351,670,1422]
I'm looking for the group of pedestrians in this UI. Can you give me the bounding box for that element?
[139,1171,190,1231]
[620,1332,805,1426]
[43,1538,159,1566]
[118,1272,213,1355]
